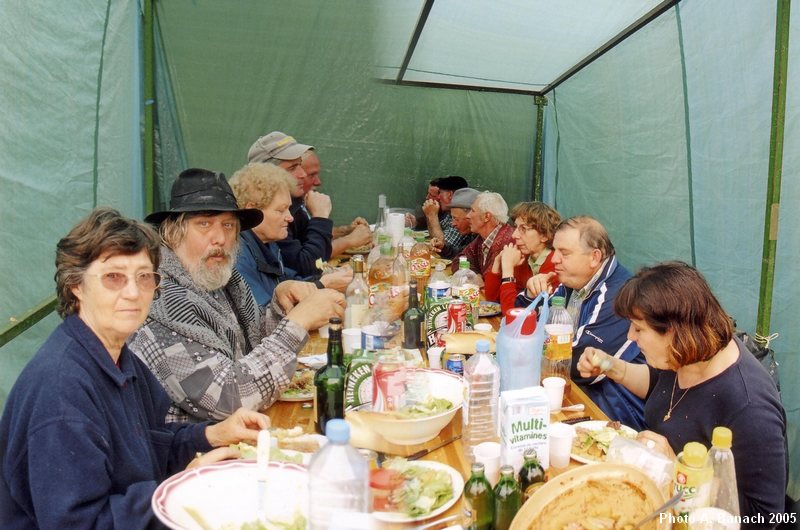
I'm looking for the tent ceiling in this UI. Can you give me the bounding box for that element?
[377,0,676,94]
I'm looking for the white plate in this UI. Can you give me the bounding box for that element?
[278,392,313,402]
[479,301,502,317]
[371,460,465,523]
[298,354,327,369]
[152,460,308,530]
[569,420,638,465]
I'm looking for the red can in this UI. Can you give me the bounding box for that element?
[504,307,538,334]
[372,353,407,412]
[447,299,468,333]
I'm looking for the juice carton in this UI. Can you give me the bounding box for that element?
[499,386,550,473]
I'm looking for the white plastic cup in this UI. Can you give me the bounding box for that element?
[473,323,493,332]
[688,508,739,530]
[542,376,566,411]
[473,441,502,486]
[426,346,444,369]
[318,324,330,339]
[342,328,362,354]
[548,422,575,469]
[387,212,406,246]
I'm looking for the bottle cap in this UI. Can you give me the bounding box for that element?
[499,464,514,476]
[711,426,733,449]
[504,307,537,335]
[682,441,708,467]
[459,258,469,269]
[325,419,350,444]
[523,448,539,461]
[475,339,490,353]
[551,296,566,307]
[470,462,485,474]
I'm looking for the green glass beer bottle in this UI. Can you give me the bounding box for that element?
[314,317,345,434]
[493,465,522,530]
[463,462,494,530]
[519,448,546,500]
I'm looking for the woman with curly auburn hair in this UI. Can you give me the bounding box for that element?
[578,261,787,520]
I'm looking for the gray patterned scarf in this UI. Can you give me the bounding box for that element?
[147,246,263,360]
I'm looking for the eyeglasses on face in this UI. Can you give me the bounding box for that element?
[86,271,161,291]
[514,223,536,234]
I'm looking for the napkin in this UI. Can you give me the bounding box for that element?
[298,354,327,369]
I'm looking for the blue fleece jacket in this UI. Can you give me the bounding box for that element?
[0,315,211,529]
[517,256,647,429]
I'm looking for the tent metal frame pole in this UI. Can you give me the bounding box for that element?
[756,0,791,337]
[396,0,436,83]
[533,96,548,201]
[542,0,680,95]
[0,296,57,349]
[143,0,156,215]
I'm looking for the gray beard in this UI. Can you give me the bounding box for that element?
[186,241,240,292]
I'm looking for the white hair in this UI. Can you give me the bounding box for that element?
[472,192,509,224]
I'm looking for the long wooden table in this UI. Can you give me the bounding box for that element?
[264,316,608,529]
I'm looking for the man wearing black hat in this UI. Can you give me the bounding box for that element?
[423,176,476,259]
[129,168,345,423]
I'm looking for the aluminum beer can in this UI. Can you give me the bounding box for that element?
[445,353,464,376]
[447,299,468,333]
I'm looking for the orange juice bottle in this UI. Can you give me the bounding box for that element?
[408,235,431,290]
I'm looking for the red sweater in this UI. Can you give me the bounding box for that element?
[484,250,556,314]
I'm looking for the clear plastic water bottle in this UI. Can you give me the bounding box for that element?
[542,296,573,395]
[708,426,740,517]
[451,257,482,327]
[308,419,369,529]
[463,339,500,463]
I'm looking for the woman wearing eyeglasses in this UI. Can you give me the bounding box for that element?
[0,208,270,529]
[484,201,561,313]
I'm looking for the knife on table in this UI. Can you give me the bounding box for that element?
[256,430,270,520]
[407,434,462,461]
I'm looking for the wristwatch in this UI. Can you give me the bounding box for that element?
[501,276,516,284]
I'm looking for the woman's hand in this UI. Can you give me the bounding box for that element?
[186,446,242,470]
[499,243,523,275]
[636,430,676,461]
[205,408,271,447]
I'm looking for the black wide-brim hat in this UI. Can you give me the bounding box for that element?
[145,168,263,231]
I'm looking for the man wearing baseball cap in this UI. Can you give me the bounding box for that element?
[426,177,477,259]
[248,132,333,276]
[130,168,345,422]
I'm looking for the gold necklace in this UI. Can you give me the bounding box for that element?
[663,375,690,422]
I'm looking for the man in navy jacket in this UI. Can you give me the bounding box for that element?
[518,215,647,429]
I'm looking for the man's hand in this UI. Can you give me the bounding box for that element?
[320,266,353,292]
[273,280,318,313]
[351,217,369,228]
[343,224,372,248]
[404,212,417,227]
[287,289,346,331]
[305,190,332,218]
[422,199,440,218]
[526,272,557,297]
[500,243,524,275]
[429,236,443,253]
[205,407,271,447]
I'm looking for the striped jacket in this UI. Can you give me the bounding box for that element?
[516,256,647,430]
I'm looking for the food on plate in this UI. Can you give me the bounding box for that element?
[393,396,453,419]
[271,426,322,453]
[525,478,655,530]
[345,244,372,255]
[229,442,303,465]
[185,506,306,530]
[478,301,501,316]
[572,421,636,462]
[382,458,454,517]
[280,370,314,399]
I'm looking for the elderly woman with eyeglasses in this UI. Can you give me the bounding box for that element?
[0,208,270,529]
[484,201,561,313]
